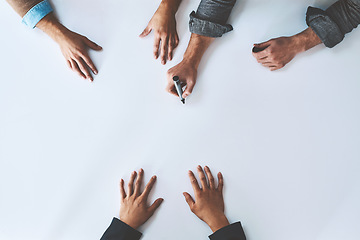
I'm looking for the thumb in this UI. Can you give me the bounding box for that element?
[182,81,195,98]
[85,38,102,51]
[139,26,152,38]
[149,198,164,214]
[183,192,195,208]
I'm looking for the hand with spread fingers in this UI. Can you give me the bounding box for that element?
[183,165,230,233]
[252,27,322,71]
[119,169,164,229]
[140,0,182,65]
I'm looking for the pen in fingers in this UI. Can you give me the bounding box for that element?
[173,76,185,104]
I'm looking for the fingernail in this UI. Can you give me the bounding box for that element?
[94,71,98,75]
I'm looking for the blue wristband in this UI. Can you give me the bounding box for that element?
[22,0,54,29]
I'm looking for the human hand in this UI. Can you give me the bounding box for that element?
[253,27,322,71]
[183,165,229,232]
[252,36,301,71]
[119,169,164,229]
[36,14,102,81]
[57,29,102,81]
[139,1,179,64]
[166,60,197,99]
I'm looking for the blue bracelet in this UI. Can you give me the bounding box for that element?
[22,0,54,29]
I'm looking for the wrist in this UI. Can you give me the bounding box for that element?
[207,214,230,233]
[160,0,179,15]
[36,13,68,43]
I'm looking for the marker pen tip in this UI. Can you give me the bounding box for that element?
[181,99,185,104]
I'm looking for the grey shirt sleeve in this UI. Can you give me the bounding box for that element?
[306,0,360,48]
[189,0,237,38]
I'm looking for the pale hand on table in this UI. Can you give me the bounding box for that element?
[140,1,179,65]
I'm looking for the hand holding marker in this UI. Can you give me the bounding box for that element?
[173,76,185,104]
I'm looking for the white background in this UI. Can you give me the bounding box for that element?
[0,0,359,240]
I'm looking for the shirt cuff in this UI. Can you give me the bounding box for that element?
[306,6,344,48]
[100,218,142,240]
[22,0,53,29]
[209,222,246,240]
[189,11,233,38]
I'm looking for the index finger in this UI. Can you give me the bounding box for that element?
[79,52,98,75]
[253,47,270,60]
[188,170,200,192]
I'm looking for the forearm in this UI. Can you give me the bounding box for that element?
[160,0,182,15]
[6,0,43,17]
[183,34,214,68]
[35,13,66,43]
[291,27,322,54]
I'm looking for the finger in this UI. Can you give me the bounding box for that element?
[257,56,269,63]
[182,80,195,98]
[254,40,271,49]
[188,170,200,192]
[141,175,157,199]
[183,192,195,208]
[217,172,224,192]
[66,60,71,69]
[148,198,164,215]
[79,52,98,75]
[75,57,93,81]
[127,171,137,196]
[167,37,177,61]
[120,179,126,199]
[139,26,152,38]
[165,83,179,97]
[197,165,209,189]
[167,39,174,61]
[153,35,161,59]
[134,168,144,196]
[270,65,283,71]
[85,37,102,51]
[160,36,169,65]
[70,59,86,80]
[204,166,215,190]
[261,62,276,68]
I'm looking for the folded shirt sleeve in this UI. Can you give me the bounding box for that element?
[22,0,53,28]
[306,0,360,48]
[208,222,246,240]
[189,0,237,37]
[100,218,142,240]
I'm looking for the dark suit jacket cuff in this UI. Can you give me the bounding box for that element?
[306,6,344,48]
[100,218,142,240]
[208,222,246,240]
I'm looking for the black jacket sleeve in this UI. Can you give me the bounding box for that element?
[208,222,246,240]
[100,218,142,240]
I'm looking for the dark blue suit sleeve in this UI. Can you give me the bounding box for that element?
[100,218,142,240]
[208,222,246,240]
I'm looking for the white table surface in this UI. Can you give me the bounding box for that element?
[1,0,359,240]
